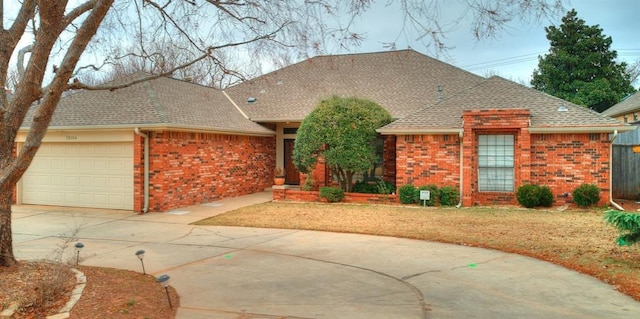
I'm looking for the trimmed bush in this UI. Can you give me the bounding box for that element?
[516,184,555,208]
[516,184,540,208]
[417,185,438,206]
[398,185,417,204]
[572,183,600,207]
[319,187,344,203]
[538,186,554,207]
[438,186,458,206]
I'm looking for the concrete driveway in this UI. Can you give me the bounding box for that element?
[12,192,640,319]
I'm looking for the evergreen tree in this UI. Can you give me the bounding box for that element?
[531,9,635,112]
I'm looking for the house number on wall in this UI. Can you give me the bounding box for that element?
[65,136,78,140]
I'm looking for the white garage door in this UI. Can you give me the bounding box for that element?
[21,142,134,210]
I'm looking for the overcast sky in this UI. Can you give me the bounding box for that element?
[347,0,640,86]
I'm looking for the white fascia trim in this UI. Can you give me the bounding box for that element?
[528,126,637,133]
[377,128,463,135]
[20,124,276,136]
[251,118,305,123]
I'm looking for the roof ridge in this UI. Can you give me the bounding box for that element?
[311,48,416,59]
[142,80,169,123]
[227,49,440,88]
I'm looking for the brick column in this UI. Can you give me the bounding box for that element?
[462,109,531,206]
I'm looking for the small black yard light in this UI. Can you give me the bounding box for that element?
[74,242,84,265]
[135,249,146,274]
[156,274,172,308]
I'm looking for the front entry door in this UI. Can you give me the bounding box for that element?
[284,139,300,185]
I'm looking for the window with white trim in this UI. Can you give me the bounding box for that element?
[478,135,514,192]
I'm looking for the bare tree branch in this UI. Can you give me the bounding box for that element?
[16,45,32,80]
[141,0,206,51]
[70,23,286,91]
[626,59,640,87]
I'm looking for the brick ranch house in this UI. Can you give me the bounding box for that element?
[15,50,635,212]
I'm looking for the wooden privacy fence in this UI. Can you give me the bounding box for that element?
[612,125,640,200]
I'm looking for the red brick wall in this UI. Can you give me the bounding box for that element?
[134,131,275,212]
[395,134,461,188]
[530,133,610,205]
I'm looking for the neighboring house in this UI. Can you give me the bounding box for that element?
[604,91,640,200]
[602,91,640,124]
[15,50,635,212]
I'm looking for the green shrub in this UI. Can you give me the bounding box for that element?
[376,179,395,195]
[438,186,458,206]
[572,183,600,207]
[604,209,640,246]
[516,184,555,208]
[538,185,554,207]
[417,184,438,206]
[352,181,377,194]
[516,184,541,208]
[319,187,344,203]
[352,179,395,194]
[398,185,417,204]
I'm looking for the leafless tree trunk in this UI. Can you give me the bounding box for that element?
[1,0,115,266]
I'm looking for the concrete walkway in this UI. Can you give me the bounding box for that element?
[12,192,640,319]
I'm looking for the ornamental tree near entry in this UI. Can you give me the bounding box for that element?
[293,96,392,192]
[531,9,635,112]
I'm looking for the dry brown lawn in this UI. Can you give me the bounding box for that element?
[194,202,640,301]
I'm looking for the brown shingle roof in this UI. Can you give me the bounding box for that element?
[379,76,629,134]
[601,91,640,118]
[21,75,273,135]
[224,49,485,121]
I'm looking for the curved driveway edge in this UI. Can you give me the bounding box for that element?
[12,192,640,319]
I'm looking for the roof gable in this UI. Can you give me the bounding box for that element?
[379,76,628,134]
[224,49,485,121]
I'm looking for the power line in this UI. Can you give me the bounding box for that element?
[461,52,544,70]
[462,48,640,71]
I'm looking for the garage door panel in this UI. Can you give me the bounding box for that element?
[108,160,126,170]
[78,161,94,170]
[22,142,134,210]
[92,177,108,187]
